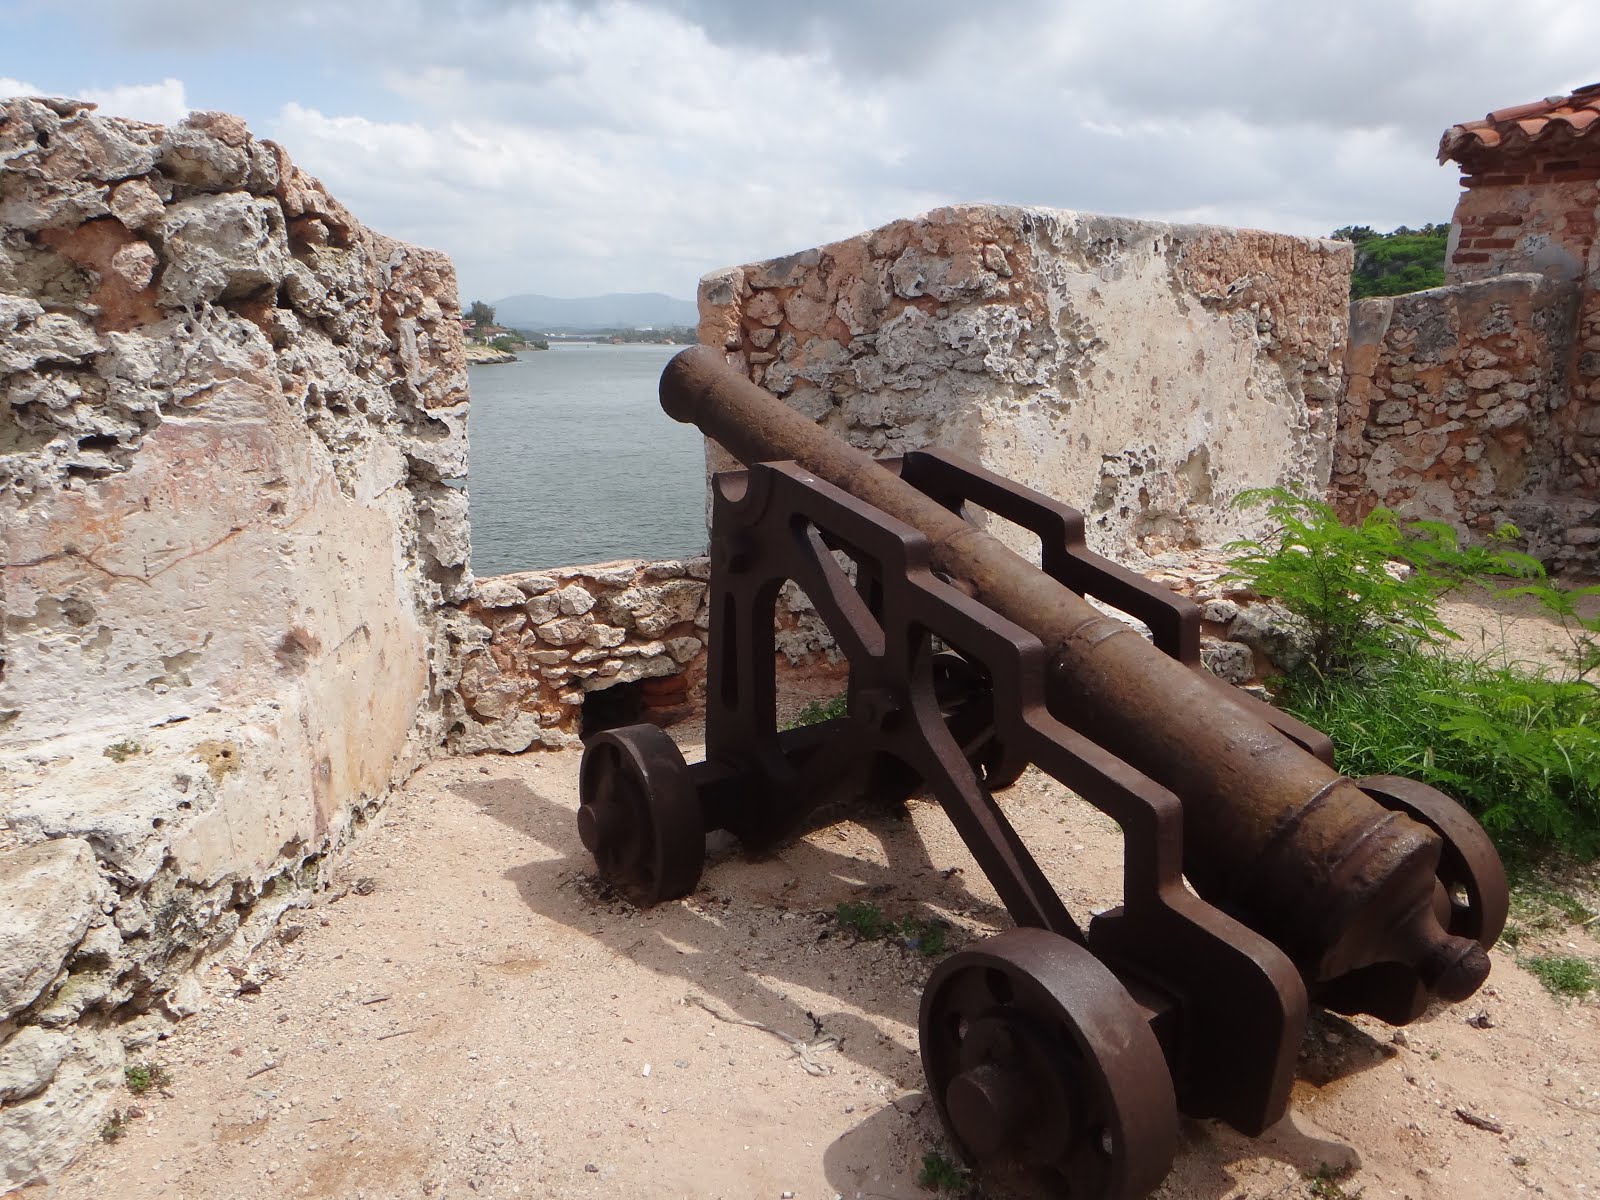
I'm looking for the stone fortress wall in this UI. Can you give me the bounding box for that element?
[3,94,1596,1186]
[694,206,1352,563]
[0,98,475,1181]
[450,206,1360,752]
[1341,87,1600,568]
[1336,273,1583,558]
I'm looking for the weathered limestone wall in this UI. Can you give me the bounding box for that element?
[697,205,1353,564]
[0,98,467,1184]
[1335,274,1594,564]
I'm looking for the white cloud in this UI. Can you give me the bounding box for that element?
[265,3,941,300]
[18,1,1600,299]
[78,78,191,126]
[1,76,190,126]
[0,77,43,98]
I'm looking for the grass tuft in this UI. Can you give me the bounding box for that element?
[785,693,849,730]
[1304,1160,1364,1199]
[834,901,950,957]
[917,1149,967,1192]
[124,1063,173,1096]
[1522,954,1599,998]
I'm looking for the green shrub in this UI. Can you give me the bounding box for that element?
[1278,649,1600,857]
[1225,489,1540,677]
[1502,581,1600,684]
[124,1063,172,1095]
[1227,489,1597,857]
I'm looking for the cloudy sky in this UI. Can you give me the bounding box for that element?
[3,1,1596,306]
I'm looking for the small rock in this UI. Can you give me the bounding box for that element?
[890,1091,927,1115]
[584,1163,599,1173]
[1200,638,1254,685]
[1227,602,1311,674]
[0,1027,72,1103]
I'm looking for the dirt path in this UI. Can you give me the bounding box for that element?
[34,723,1600,1200]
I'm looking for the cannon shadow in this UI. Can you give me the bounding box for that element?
[450,771,1005,1074]
[451,764,1396,1199]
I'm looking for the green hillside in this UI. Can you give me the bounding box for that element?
[1331,224,1450,299]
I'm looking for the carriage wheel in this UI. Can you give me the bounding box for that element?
[919,928,1178,1200]
[577,725,703,907]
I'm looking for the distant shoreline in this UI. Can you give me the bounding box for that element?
[464,343,519,365]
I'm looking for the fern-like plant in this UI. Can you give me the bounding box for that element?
[1224,489,1540,677]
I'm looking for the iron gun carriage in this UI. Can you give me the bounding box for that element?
[576,345,1509,1199]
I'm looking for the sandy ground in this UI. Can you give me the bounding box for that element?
[24,592,1600,1200]
[1436,584,1600,671]
[31,725,1600,1200]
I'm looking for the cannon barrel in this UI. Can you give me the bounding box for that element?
[661,344,1490,1003]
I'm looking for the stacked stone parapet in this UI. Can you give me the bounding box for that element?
[448,559,711,752]
[1335,274,1594,564]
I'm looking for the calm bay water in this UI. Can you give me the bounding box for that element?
[466,344,709,575]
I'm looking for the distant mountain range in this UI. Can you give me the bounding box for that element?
[491,292,698,333]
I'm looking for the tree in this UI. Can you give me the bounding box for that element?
[1331,224,1449,300]
[467,300,496,330]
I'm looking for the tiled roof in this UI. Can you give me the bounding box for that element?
[1439,82,1600,166]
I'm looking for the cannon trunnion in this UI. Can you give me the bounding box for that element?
[575,347,1509,1200]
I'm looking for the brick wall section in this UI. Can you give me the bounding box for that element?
[1336,273,1598,568]
[1574,231,1600,493]
[1447,167,1599,284]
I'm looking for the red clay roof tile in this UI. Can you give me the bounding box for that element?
[1440,83,1600,165]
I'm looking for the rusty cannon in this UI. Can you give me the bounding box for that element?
[576,344,1510,1200]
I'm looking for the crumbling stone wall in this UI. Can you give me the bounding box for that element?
[0,98,467,1184]
[449,559,710,753]
[1336,275,1598,569]
[1444,136,1600,512]
[697,205,1353,565]
[449,556,853,752]
[1570,236,1600,497]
